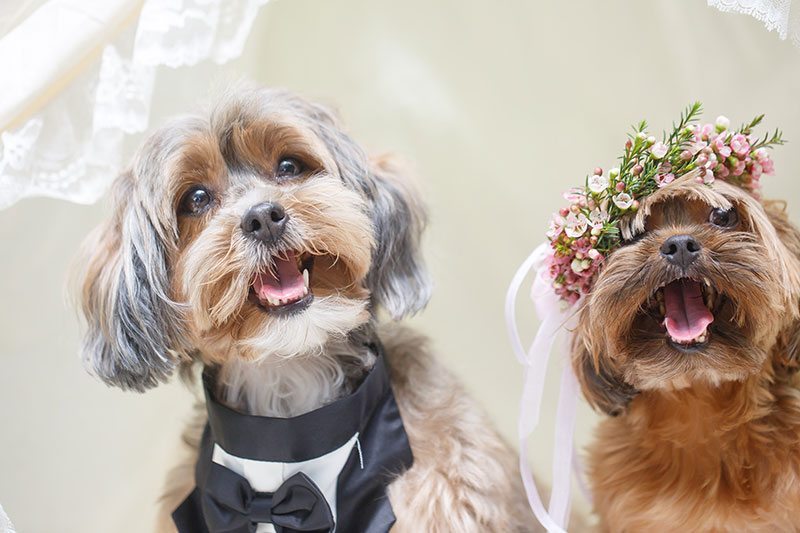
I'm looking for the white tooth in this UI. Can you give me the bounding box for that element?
[704,278,711,287]
[268,296,279,306]
[303,269,309,287]
[659,302,666,316]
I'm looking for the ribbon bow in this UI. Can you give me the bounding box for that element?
[505,243,590,532]
[202,464,335,533]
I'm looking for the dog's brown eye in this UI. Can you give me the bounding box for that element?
[276,158,303,179]
[709,207,738,228]
[179,187,212,216]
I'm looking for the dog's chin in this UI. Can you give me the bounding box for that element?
[238,293,370,360]
[236,251,370,360]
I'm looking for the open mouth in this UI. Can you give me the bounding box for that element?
[651,278,719,351]
[250,251,314,316]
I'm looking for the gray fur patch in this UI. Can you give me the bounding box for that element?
[362,168,432,319]
[82,205,184,392]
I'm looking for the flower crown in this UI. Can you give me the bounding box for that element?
[546,103,785,304]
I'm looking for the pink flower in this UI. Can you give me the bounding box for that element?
[563,187,585,204]
[573,238,592,255]
[613,192,634,210]
[761,157,775,175]
[732,159,747,176]
[565,291,580,305]
[587,173,610,194]
[564,212,589,238]
[689,138,707,156]
[715,164,730,179]
[750,162,763,180]
[547,214,566,239]
[571,258,590,274]
[655,173,675,188]
[589,208,609,229]
[712,136,731,158]
[699,123,716,140]
[753,148,769,162]
[650,141,669,159]
[730,134,750,157]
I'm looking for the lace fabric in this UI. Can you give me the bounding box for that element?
[0,0,269,210]
[708,0,800,47]
[0,503,15,533]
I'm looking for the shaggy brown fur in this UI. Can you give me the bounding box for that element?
[76,87,535,532]
[573,171,800,531]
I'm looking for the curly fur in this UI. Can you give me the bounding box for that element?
[75,86,535,532]
[573,172,800,531]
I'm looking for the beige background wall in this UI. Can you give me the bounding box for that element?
[2,1,800,531]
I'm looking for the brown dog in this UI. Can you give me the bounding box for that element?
[572,171,800,531]
[76,87,533,532]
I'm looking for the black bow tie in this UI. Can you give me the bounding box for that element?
[201,463,335,533]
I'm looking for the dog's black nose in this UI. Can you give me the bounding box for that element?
[660,234,701,269]
[241,202,287,243]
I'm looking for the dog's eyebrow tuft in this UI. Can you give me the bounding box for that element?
[620,170,736,239]
[619,231,646,247]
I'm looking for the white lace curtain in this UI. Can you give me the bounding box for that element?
[0,0,270,210]
[708,0,800,46]
[0,0,798,211]
[0,502,14,533]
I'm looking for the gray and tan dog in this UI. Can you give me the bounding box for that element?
[76,87,532,532]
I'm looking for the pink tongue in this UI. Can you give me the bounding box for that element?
[253,252,306,303]
[663,279,714,342]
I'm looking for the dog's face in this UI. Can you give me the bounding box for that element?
[77,89,431,391]
[573,173,800,415]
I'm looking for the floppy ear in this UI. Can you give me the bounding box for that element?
[572,327,638,417]
[76,174,184,391]
[304,101,432,319]
[763,200,800,372]
[362,156,432,319]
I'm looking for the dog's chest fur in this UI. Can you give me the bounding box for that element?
[213,337,374,417]
[589,374,800,531]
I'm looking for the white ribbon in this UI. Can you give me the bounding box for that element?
[504,242,585,532]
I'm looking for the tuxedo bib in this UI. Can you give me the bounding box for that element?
[173,346,413,533]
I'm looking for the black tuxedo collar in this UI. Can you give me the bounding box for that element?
[202,344,391,463]
[173,342,414,533]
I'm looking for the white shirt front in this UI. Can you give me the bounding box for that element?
[212,433,360,533]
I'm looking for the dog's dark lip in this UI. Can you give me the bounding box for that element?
[254,291,314,316]
[666,333,711,353]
